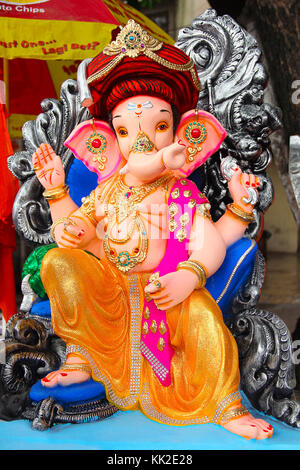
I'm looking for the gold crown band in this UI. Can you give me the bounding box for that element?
[87,51,201,92]
[144,50,201,91]
[87,55,124,85]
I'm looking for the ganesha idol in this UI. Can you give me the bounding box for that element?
[31,20,273,440]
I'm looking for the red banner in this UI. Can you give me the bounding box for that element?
[0,0,119,23]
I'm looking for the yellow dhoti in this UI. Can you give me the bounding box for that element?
[41,248,242,425]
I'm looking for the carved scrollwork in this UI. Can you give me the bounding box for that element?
[8,79,91,245]
[176,9,282,236]
[229,308,300,427]
[0,312,118,428]
[1,314,64,394]
[29,397,118,431]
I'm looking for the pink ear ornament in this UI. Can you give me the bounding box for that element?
[174,109,227,177]
[64,119,126,183]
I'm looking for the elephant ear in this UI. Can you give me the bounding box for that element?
[175,110,227,177]
[64,119,125,183]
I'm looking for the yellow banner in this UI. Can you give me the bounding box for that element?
[0,18,116,59]
[8,112,36,139]
[0,11,173,60]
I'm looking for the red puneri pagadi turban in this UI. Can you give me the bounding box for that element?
[86,20,201,120]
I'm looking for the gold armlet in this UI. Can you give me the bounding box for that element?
[219,405,249,425]
[227,203,254,223]
[79,190,98,227]
[50,217,74,242]
[43,184,69,201]
[176,260,207,289]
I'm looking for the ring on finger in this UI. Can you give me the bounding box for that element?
[153,281,162,290]
[63,220,74,229]
[63,228,80,239]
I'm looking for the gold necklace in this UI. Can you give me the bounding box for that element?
[115,174,170,219]
[103,174,171,272]
[105,174,171,240]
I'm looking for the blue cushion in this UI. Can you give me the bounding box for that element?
[30,378,106,405]
[206,237,257,317]
[30,300,51,317]
[66,158,98,207]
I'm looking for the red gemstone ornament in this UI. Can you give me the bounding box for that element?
[92,138,101,148]
[191,128,201,138]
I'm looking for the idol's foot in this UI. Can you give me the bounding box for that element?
[220,405,273,440]
[41,356,91,387]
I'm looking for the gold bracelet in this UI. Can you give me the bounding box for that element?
[219,405,249,425]
[43,184,69,201]
[227,203,255,223]
[177,260,207,289]
[188,260,207,288]
[50,217,74,242]
[60,362,92,374]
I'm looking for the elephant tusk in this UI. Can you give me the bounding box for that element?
[77,58,94,108]
[119,164,129,175]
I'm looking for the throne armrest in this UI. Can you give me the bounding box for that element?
[206,238,258,317]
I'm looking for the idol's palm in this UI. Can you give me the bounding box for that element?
[32,143,65,190]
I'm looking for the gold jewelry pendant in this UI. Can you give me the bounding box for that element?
[86,120,108,171]
[184,116,207,163]
[103,216,148,273]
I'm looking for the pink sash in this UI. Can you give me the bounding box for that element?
[140,178,209,386]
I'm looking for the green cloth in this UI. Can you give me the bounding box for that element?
[22,244,57,299]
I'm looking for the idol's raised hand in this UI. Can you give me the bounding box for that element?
[32,143,65,190]
[221,156,260,213]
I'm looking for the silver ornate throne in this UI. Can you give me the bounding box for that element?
[2,9,300,430]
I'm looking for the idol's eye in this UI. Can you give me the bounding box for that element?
[156,121,169,132]
[117,127,128,137]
